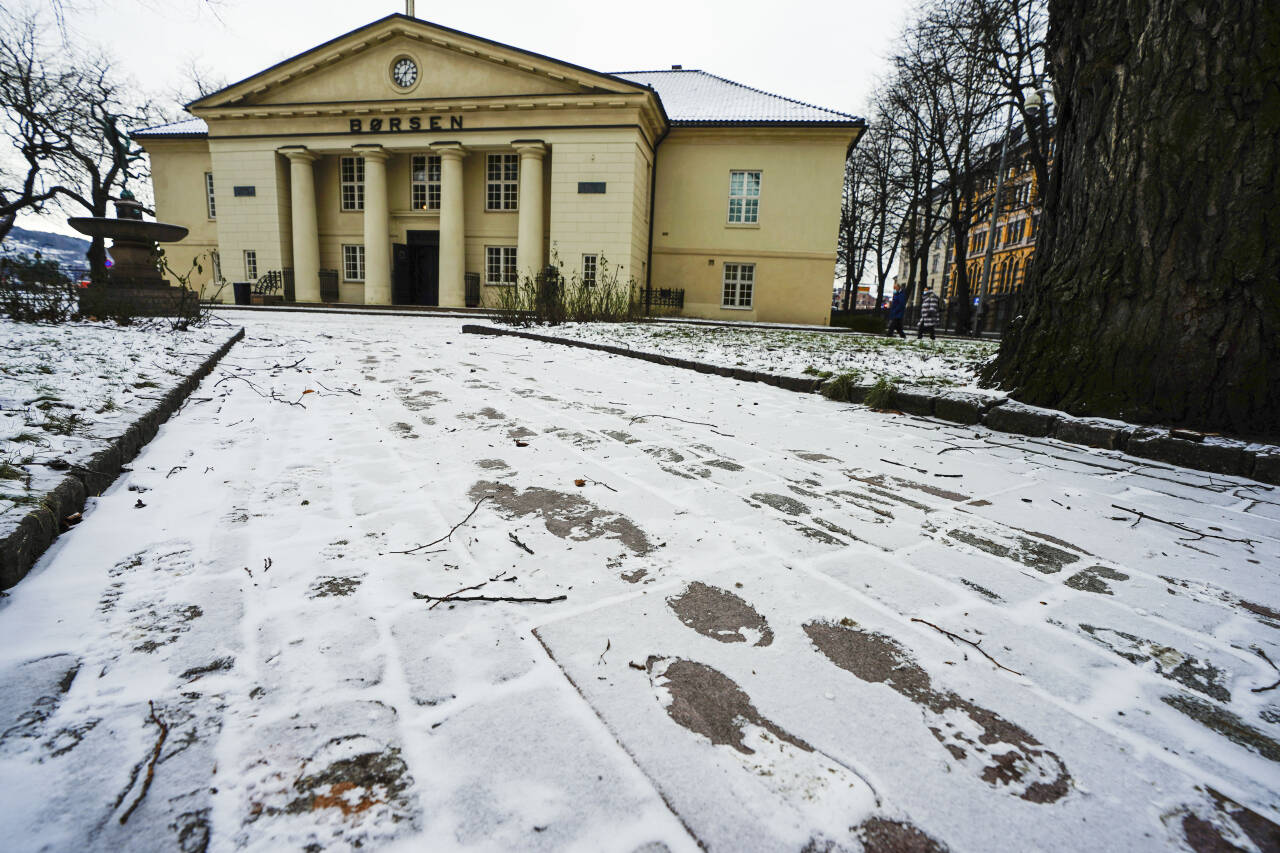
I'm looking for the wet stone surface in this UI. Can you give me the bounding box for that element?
[666,582,774,646]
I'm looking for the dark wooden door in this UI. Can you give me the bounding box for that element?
[406,230,440,306]
[392,243,411,304]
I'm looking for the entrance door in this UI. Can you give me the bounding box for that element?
[405,230,440,306]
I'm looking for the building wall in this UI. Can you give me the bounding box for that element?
[148,139,219,295]
[650,127,850,325]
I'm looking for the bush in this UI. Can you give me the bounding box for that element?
[0,252,79,323]
[491,250,647,327]
[864,377,898,410]
[831,310,887,334]
[821,372,861,402]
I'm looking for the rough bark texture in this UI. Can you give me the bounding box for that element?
[985,0,1280,438]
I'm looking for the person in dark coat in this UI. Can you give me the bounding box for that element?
[886,283,907,338]
[918,288,941,340]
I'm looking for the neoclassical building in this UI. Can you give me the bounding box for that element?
[137,14,863,325]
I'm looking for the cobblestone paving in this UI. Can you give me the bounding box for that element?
[0,313,1276,852]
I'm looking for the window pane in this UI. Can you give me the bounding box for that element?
[745,172,761,195]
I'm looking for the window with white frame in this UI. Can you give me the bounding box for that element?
[342,244,365,281]
[340,156,365,211]
[722,262,754,309]
[411,154,441,211]
[727,170,761,224]
[485,246,517,285]
[486,153,519,211]
[204,172,216,219]
[243,249,257,280]
[582,254,598,287]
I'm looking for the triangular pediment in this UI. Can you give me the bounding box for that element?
[190,14,647,111]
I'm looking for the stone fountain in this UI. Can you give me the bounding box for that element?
[68,192,197,317]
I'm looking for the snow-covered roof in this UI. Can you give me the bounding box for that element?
[616,69,862,126]
[133,70,861,138]
[132,117,208,138]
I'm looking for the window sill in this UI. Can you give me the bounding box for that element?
[484,282,517,287]
[484,208,519,214]
[725,222,761,229]
[721,305,754,311]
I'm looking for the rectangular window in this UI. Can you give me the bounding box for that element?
[582,254,597,287]
[411,154,441,211]
[243,249,257,280]
[340,156,365,211]
[342,244,365,282]
[727,170,761,223]
[204,172,216,219]
[485,246,517,285]
[721,262,754,309]
[486,153,519,211]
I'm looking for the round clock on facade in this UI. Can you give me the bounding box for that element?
[392,57,418,88]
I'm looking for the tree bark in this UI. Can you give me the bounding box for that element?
[985,0,1280,438]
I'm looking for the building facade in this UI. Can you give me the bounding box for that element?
[894,124,1052,332]
[137,14,863,325]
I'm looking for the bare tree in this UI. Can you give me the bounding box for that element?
[856,120,907,315]
[895,1,1003,334]
[0,8,79,242]
[48,53,156,279]
[835,151,874,311]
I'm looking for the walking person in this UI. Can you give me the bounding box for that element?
[918,288,941,340]
[886,283,907,338]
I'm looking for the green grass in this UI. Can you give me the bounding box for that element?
[820,372,861,402]
[864,378,898,410]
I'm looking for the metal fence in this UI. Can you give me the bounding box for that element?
[642,287,685,312]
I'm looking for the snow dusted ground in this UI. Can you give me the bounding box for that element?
[0,312,1277,852]
[498,321,999,389]
[0,319,238,526]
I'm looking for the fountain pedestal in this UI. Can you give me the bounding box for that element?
[68,197,198,317]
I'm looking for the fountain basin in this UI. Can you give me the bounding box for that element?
[67,217,188,244]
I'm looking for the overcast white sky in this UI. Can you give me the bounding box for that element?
[16,0,917,235]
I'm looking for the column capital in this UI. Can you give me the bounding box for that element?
[351,143,389,162]
[278,145,317,163]
[512,139,547,159]
[430,142,467,161]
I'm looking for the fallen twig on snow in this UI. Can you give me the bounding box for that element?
[880,458,930,475]
[119,701,168,825]
[1110,504,1257,548]
[165,465,186,479]
[214,373,307,408]
[581,477,617,492]
[629,414,734,437]
[315,380,361,397]
[1251,646,1280,694]
[910,617,1023,676]
[415,592,567,606]
[389,496,491,554]
[508,532,535,555]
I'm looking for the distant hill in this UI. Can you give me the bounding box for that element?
[1,226,92,271]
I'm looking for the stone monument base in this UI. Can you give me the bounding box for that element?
[79,283,198,319]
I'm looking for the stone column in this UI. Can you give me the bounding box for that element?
[280,147,320,303]
[434,143,467,307]
[514,141,547,279]
[354,144,391,305]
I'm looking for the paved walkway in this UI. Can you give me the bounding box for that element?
[0,313,1276,852]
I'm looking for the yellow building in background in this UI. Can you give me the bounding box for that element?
[137,14,863,325]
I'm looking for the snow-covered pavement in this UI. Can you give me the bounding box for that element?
[0,312,1276,852]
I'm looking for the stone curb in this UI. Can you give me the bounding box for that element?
[0,327,246,590]
[461,324,1280,486]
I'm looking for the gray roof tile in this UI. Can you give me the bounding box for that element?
[617,69,862,125]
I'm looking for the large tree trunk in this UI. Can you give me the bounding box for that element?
[984,0,1280,438]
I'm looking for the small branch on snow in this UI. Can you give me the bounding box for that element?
[118,701,169,825]
[508,532,535,555]
[598,638,611,665]
[1251,646,1280,694]
[414,592,567,606]
[581,477,617,492]
[315,381,361,397]
[880,458,930,476]
[389,496,491,555]
[910,617,1023,676]
[1110,504,1257,548]
[629,414,734,437]
[165,466,185,479]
